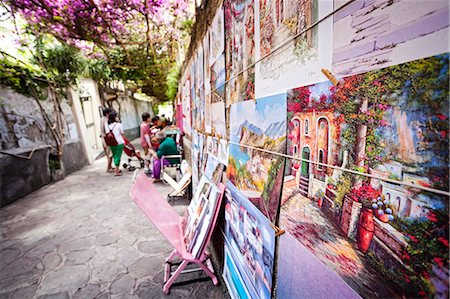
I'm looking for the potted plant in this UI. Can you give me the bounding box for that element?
[370,197,394,223]
[349,184,380,253]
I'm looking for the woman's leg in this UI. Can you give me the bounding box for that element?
[111,144,124,175]
[152,158,171,180]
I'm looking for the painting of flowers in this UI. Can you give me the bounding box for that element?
[279,54,449,298]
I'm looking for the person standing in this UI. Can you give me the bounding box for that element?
[140,112,152,173]
[105,111,125,177]
[100,107,113,173]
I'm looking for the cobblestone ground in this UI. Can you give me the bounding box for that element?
[0,141,228,299]
[280,179,397,298]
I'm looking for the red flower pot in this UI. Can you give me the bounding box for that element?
[317,198,323,207]
[357,208,374,253]
[375,210,389,223]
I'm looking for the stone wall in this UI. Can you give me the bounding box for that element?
[0,86,89,206]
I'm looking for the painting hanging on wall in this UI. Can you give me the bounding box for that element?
[210,7,225,64]
[223,181,275,299]
[204,32,212,133]
[255,0,333,98]
[333,0,449,76]
[219,139,229,166]
[197,45,205,131]
[227,93,287,222]
[278,54,449,298]
[224,0,256,106]
[211,102,227,138]
[181,72,191,136]
[211,53,226,104]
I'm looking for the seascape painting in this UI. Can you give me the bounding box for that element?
[227,93,287,222]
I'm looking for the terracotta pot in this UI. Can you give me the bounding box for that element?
[375,210,390,223]
[317,198,323,207]
[357,208,374,253]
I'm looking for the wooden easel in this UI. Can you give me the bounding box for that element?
[129,172,225,294]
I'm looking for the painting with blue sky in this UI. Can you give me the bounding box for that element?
[227,93,287,222]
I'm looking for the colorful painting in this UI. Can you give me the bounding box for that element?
[210,7,225,64]
[189,60,196,134]
[181,72,191,135]
[224,0,256,106]
[333,0,450,76]
[204,32,212,133]
[223,248,252,299]
[211,53,226,103]
[211,101,226,138]
[279,54,449,298]
[183,175,222,258]
[219,139,229,166]
[255,0,333,98]
[223,181,275,299]
[204,154,224,185]
[227,93,287,222]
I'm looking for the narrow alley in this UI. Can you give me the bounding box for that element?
[0,141,227,299]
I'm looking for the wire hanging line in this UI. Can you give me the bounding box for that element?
[226,140,450,198]
[183,0,450,198]
[204,0,357,96]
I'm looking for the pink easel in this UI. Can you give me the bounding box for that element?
[129,171,225,294]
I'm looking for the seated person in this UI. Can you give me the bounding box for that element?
[150,131,180,182]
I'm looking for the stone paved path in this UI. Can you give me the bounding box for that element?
[280,179,398,298]
[0,142,228,299]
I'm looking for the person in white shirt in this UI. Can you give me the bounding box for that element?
[105,111,125,176]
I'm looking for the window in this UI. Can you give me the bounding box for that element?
[304,119,309,135]
[318,149,324,170]
[294,120,299,127]
[293,145,298,155]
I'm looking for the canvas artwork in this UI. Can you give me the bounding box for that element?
[227,93,287,222]
[333,0,449,76]
[211,137,219,158]
[181,75,191,135]
[204,154,224,185]
[183,176,221,257]
[219,139,229,166]
[210,7,225,64]
[191,130,200,189]
[223,181,275,299]
[195,45,205,131]
[211,101,226,138]
[224,0,256,106]
[204,32,212,133]
[223,248,252,299]
[279,54,449,298]
[189,60,196,134]
[210,53,226,104]
[190,182,223,258]
[255,0,333,98]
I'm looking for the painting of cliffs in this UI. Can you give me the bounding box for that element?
[227,93,287,222]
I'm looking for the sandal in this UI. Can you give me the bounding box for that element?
[114,172,123,176]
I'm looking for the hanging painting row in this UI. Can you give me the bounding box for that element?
[176,0,449,298]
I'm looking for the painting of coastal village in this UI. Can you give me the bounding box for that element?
[227,94,287,222]
[224,0,256,105]
[279,54,449,298]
